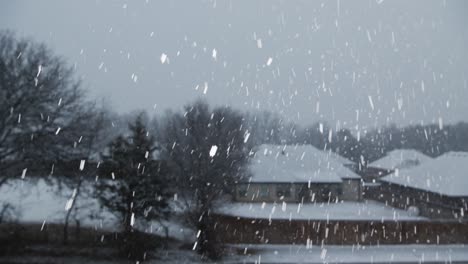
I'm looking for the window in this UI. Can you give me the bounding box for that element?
[259,185,270,198]
[237,184,248,198]
[318,184,331,201]
[276,184,292,198]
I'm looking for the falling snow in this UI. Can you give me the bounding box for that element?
[1,1,468,262]
[209,145,218,157]
[160,53,167,64]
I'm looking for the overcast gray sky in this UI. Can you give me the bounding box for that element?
[1,0,467,131]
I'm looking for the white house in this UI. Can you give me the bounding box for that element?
[360,149,432,187]
[368,149,432,174]
[375,152,468,219]
[235,144,361,203]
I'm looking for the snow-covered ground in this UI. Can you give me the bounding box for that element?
[226,244,468,263]
[0,178,194,241]
[217,200,426,221]
[0,178,111,227]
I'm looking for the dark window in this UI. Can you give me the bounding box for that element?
[319,184,331,201]
[237,184,248,197]
[276,184,292,198]
[259,185,270,198]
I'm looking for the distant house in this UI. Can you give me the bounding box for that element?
[216,147,468,245]
[364,149,432,182]
[369,149,432,172]
[361,149,432,198]
[217,145,439,245]
[234,144,361,203]
[373,152,468,220]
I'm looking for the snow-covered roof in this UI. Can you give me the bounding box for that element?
[328,150,356,165]
[247,144,360,183]
[381,152,468,197]
[368,149,432,170]
[217,201,426,221]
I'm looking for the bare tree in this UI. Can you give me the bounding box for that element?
[0,30,94,186]
[159,99,251,260]
[244,110,299,146]
[61,108,112,245]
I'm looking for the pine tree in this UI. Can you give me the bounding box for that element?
[96,114,170,259]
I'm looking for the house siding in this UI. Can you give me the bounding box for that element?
[341,179,362,201]
[235,182,344,203]
[235,183,298,203]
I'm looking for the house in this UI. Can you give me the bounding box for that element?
[362,149,432,198]
[373,152,468,220]
[215,147,468,245]
[234,144,362,203]
[215,145,445,245]
[369,149,432,172]
[364,149,432,182]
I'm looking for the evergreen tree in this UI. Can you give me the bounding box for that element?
[97,114,171,259]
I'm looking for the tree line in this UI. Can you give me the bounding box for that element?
[2,30,468,261]
[243,114,468,166]
[0,30,252,259]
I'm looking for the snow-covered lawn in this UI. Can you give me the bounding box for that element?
[0,178,111,227]
[226,244,468,263]
[217,200,426,221]
[0,178,194,241]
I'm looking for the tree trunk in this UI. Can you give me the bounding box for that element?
[163,225,169,249]
[124,193,134,234]
[63,175,83,245]
[196,212,222,260]
[75,219,81,242]
[63,218,69,245]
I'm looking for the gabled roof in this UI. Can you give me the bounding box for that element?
[381,152,468,197]
[368,149,432,170]
[247,144,360,183]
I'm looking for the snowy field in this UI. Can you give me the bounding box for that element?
[225,244,468,264]
[0,178,194,241]
[217,201,426,221]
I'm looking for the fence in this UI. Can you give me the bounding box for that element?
[214,215,468,245]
